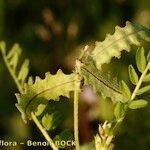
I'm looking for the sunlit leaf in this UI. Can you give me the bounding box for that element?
[0,41,6,55]
[120,80,131,100]
[28,76,34,85]
[80,22,150,70]
[79,61,125,103]
[0,42,29,93]
[18,59,29,85]
[35,104,46,116]
[128,100,148,109]
[6,44,21,59]
[136,47,146,73]
[137,85,150,95]
[16,71,80,122]
[143,74,150,82]
[114,102,126,121]
[42,113,53,131]
[128,65,138,85]
[147,50,150,61]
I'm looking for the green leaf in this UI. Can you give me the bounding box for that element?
[137,85,150,95]
[6,44,21,59]
[120,80,131,100]
[136,47,146,73]
[41,112,63,131]
[128,65,138,85]
[0,41,6,55]
[147,50,150,61]
[42,113,53,130]
[15,70,80,122]
[79,61,126,103]
[9,53,19,70]
[28,76,34,85]
[53,129,73,148]
[18,59,29,85]
[35,104,46,116]
[128,100,148,109]
[143,74,150,82]
[114,102,126,121]
[0,42,29,93]
[81,22,150,70]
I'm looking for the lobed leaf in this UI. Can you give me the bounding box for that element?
[15,70,80,122]
[79,61,126,103]
[136,47,146,73]
[86,22,150,70]
[78,22,150,104]
[128,65,138,85]
[128,100,148,109]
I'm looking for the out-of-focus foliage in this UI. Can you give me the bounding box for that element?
[0,0,150,150]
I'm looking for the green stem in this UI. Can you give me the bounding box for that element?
[130,61,150,101]
[1,50,58,150]
[31,113,58,150]
[112,61,150,138]
[74,85,80,150]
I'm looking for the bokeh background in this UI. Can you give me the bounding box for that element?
[0,0,150,150]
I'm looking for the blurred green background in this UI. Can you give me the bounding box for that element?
[0,0,150,150]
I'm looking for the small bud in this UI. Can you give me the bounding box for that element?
[98,124,104,137]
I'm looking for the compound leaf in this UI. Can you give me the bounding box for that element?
[0,41,29,93]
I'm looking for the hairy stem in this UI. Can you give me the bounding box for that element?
[31,113,58,150]
[74,85,80,150]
